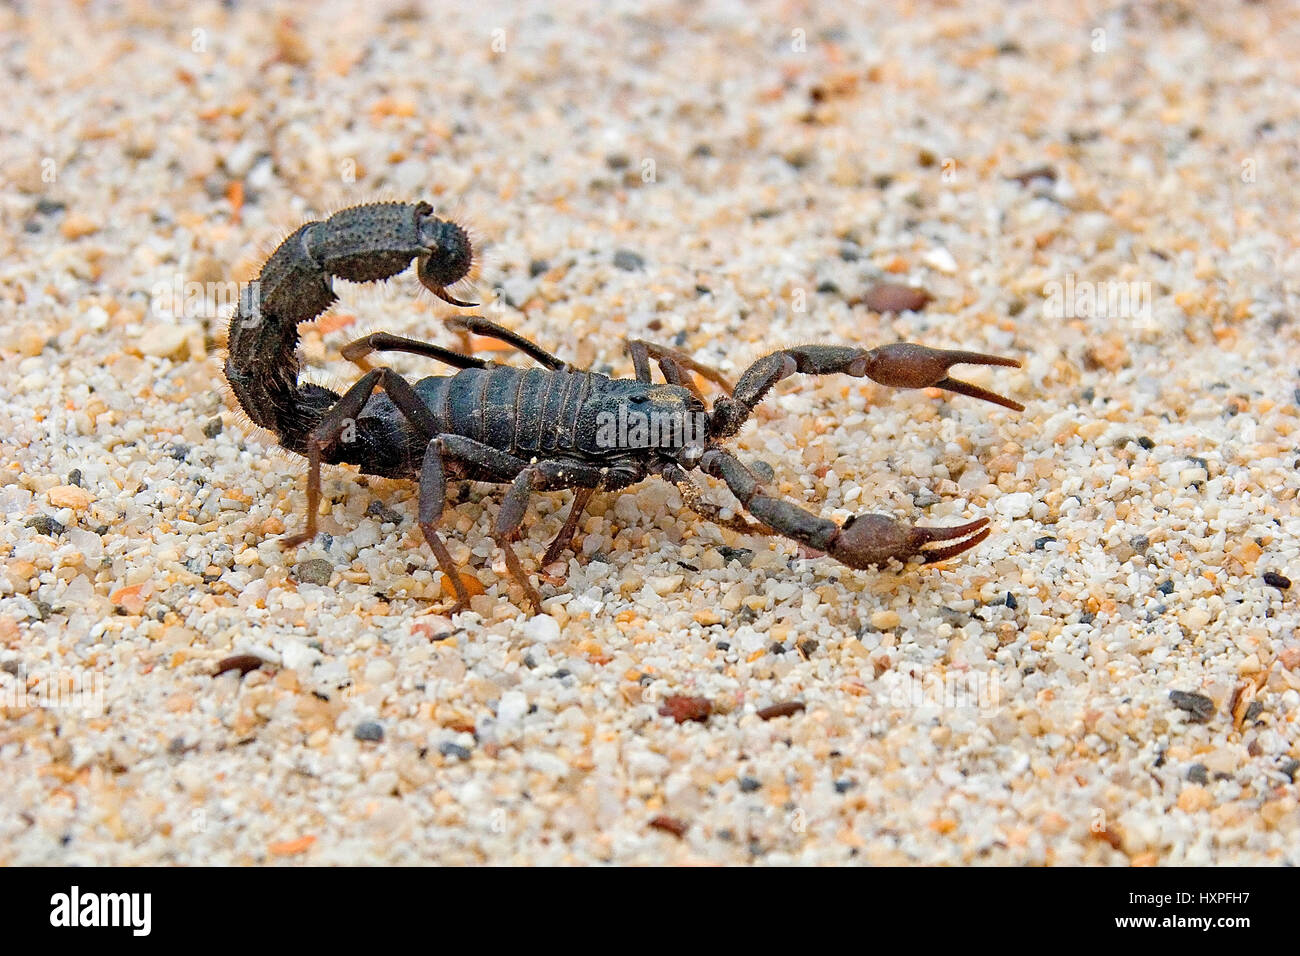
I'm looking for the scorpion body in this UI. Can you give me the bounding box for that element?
[225,201,1025,612]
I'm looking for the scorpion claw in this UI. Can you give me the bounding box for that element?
[862,344,1024,412]
[829,514,991,569]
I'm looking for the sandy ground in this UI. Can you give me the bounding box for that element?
[1,0,1298,864]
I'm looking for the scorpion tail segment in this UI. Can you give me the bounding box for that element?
[226,201,473,440]
[858,343,1024,412]
[827,514,990,569]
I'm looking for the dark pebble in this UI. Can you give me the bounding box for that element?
[613,249,645,271]
[1033,536,1056,550]
[757,701,806,720]
[648,815,688,838]
[1004,592,1017,609]
[716,546,753,566]
[1169,690,1216,723]
[167,736,189,756]
[1130,534,1150,554]
[291,558,334,586]
[528,258,550,278]
[34,198,66,215]
[169,443,190,461]
[1263,571,1291,590]
[768,642,786,655]
[213,654,265,677]
[716,641,730,651]
[860,281,931,314]
[797,639,818,657]
[1157,580,1175,595]
[354,721,384,742]
[658,695,712,723]
[1080,612,1096,625]
[738,776,762,793]
[203,417,223,438]
[365,499,404,525]
[1244,700,1264,722]
[833,779,857,794]
[1137,436,1155,449]
[66,469,82,487]
[26,515,65,536]
[1280,758,1299,782]
[438,742,472,760]
[1186,763,1209,785]
[816,280,840,295]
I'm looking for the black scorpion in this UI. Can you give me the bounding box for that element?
[224,201,1025,612]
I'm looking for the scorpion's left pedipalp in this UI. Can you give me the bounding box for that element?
[698,447,991,569]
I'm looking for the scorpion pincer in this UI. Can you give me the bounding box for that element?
[224,200,1025,613]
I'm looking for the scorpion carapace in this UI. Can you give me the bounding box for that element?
[224,200,1026,613]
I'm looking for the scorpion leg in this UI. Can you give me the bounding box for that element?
[699,448,990,568]
[540,486,598,567]
[415,439,475,613]
[444,315,567,369]
[626,339,734,394]
[339,331,486,375]
[495,460,605,611]
[281,366,435,548]
[277,368,501,614]
[658,357,707,402]
[709,343,1023,439]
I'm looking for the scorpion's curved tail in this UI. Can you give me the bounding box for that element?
[224,201,474,455]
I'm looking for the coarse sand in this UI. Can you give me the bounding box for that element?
[0,1,1297,864]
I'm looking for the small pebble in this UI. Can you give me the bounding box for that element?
[292,559,334,586]
[354,721,384,742]
[25,515,65,536]
[659,695,712,723]
[860,282,931,313]
[1169,690,1216,723]
[613,249,645,271]
[1262,571,1291,591]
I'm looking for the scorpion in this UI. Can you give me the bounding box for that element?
[224,201,1025,613]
